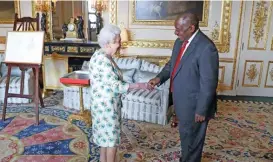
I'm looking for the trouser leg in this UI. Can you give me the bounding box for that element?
[179,120,209,162]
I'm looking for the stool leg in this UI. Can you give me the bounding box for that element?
[2,66,12,121]
[79,87,84,113]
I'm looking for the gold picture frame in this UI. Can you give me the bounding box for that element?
[264,61,273,88]
[0,0,20,24]
[131,0,210,27]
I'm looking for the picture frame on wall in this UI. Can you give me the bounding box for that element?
[0,0,20,24]
[131,0,209,27]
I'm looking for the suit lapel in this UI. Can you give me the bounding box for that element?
[173,31,201,79]
[172,40,182,67]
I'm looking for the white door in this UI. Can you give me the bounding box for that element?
[236,1,273,97]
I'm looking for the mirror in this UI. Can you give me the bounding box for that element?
[51,1,88,40]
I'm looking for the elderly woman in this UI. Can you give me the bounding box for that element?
[89,24,149,162]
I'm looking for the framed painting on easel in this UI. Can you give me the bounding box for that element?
[4,31,44,64]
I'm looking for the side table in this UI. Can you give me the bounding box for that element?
[60,71,92,127]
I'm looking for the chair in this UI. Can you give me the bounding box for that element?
[0,13,40,104]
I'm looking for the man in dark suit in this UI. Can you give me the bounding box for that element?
[148,12,219,162]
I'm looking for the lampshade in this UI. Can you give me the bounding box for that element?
[120,28,129,42]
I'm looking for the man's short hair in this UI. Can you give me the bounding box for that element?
[182,10,200,31]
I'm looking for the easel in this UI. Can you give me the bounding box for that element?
[2,63,44,125]
[2,13,44,125]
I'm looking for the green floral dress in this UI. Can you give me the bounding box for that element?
[88,49,129,147]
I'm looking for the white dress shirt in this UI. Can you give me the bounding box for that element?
[180,29,199,59]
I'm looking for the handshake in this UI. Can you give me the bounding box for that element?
[128,77,161,91]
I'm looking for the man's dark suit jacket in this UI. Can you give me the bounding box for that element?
[157,30,219,122]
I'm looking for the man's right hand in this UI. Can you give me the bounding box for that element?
[148,77,161,89]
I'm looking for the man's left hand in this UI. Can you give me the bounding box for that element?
[195,114,205,123]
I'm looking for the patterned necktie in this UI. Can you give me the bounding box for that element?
[170,40,189,92]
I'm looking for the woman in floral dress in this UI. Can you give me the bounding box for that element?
[88,24,150,162]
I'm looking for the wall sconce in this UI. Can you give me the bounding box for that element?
[34,0,57,12]
[34,0,51,12]
[120,28,129,43]
[119,22,129,44]
[116,28,129,57]
[91,0,107,13]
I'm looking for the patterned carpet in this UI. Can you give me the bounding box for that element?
[0,92,272,162]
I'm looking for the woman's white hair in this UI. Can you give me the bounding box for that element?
[97,24,121,47]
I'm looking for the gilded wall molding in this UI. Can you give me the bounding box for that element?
[247,1,273,50]
[271,37,273,50]
[31,1,36,19]
[111,0,232,53]
[252,1,268,45]
[121,40,174,49]
[242,60,263,87]
[109,0,117,25]
[270,69,273,81]
[264,61,273,88]
[0,36,6,44]
[246,64,258,82]
[116,54,170,66]
[229,0,244,91]
[0,0,20,24]
[210,21,220,41]
[219,58,234,63]
[219,66,226,83]
[130,0,209,27]
[216,1,232,53]
[32,1,53,41]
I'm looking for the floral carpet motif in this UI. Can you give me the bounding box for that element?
[0,106,98,162]
[117,100,273,162]
[1,93,273,162]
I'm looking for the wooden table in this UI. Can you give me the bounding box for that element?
[60,71,92,127]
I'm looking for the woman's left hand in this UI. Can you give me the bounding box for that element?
[137,83,153,90]
[129,83,153,90]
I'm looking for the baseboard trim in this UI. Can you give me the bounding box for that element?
[217,95,273,104]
